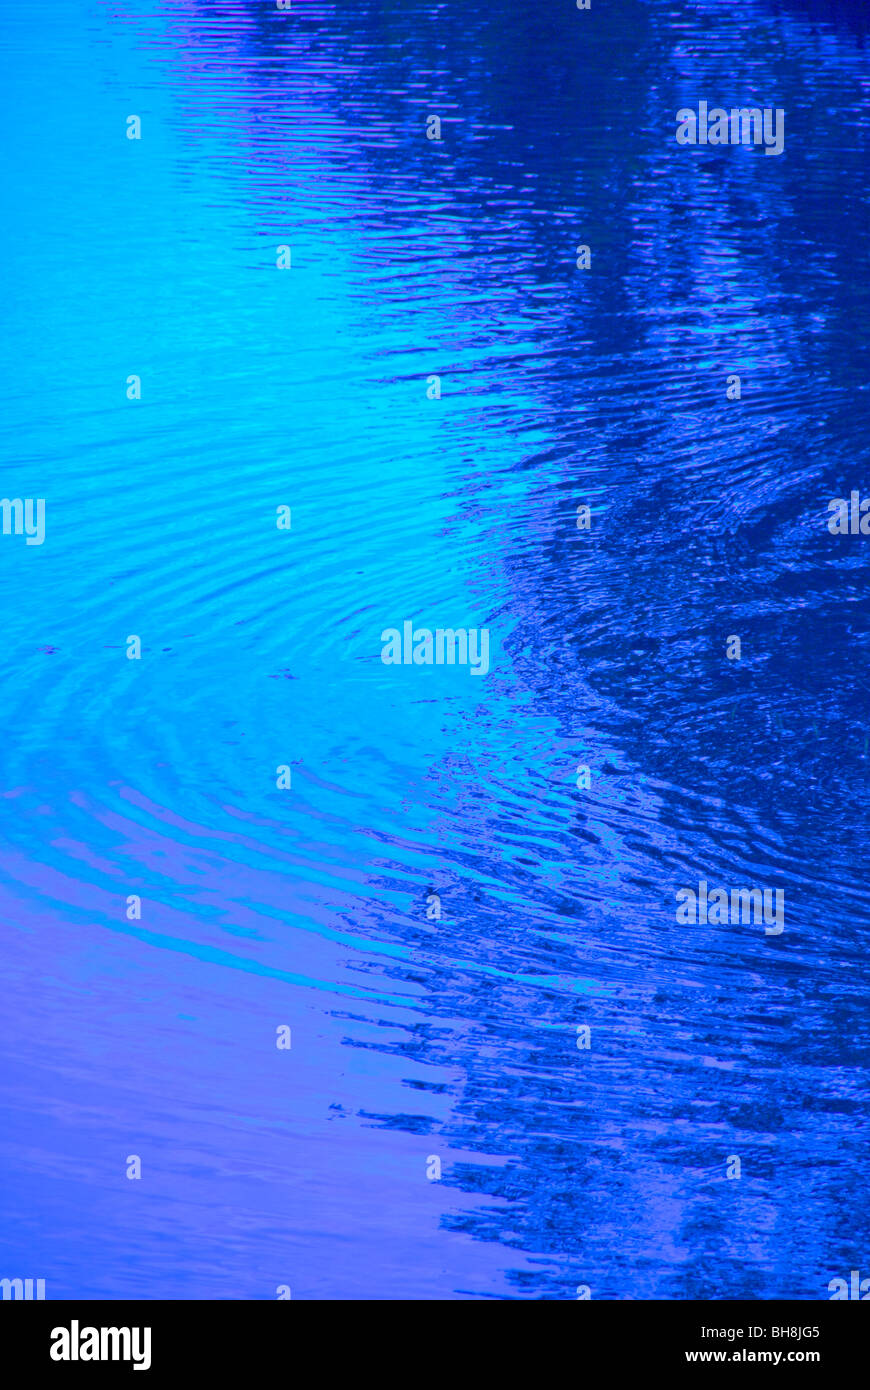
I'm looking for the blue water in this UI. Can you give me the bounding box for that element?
[1,0,868,1300]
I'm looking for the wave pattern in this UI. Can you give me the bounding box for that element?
[0,0,868,1298]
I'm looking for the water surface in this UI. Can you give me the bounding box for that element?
[0,0,868,1299]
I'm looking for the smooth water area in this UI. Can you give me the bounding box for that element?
[0,0,868,1298]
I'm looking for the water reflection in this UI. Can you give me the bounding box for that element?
[0,0,867,1298]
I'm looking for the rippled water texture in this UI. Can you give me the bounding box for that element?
[1,0,868,1299]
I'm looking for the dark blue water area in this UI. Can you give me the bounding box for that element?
[0,0,868,1300]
